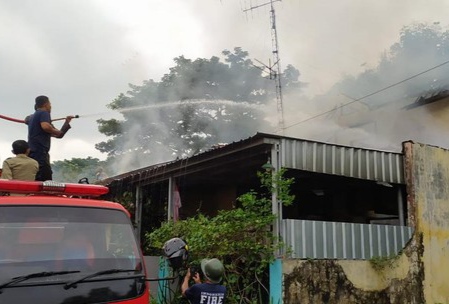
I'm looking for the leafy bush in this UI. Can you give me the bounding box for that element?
[145,169,294,303]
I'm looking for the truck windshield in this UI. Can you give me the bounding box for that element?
[0,205,143,282]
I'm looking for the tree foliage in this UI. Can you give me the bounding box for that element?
[326,22,449,109]
[96,48,302,168]
[146,169,295,304]
[52,157,110,183]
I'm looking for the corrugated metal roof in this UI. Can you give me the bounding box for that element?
[280,137,404,184]
[101,134,273,189]
[102,133,405,188]
[404,88,449,110]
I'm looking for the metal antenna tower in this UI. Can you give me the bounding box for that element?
[244,0,284,134]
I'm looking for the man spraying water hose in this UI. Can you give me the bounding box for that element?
[27,95,75,181]
[0,114,79,124]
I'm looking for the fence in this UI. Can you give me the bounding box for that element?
[281,219,414,259]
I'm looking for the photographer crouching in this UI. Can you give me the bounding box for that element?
[181,258,226,304]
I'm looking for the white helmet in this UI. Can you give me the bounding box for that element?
[163,237,189,270]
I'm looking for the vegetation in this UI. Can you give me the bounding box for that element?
[369,251,402,272]
[323,22,449,109]
[146,169,295,304]
[52,156,111,183]
[95,47,302,169]
[50,23,449,180]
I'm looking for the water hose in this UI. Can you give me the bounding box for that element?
[0,114,25,124]
[0,114,79,124]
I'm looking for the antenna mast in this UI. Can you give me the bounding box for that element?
[244,0,284,134]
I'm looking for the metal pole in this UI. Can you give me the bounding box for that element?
[270,0,285,134]
[271,143,282,256]
[135,185,143,243]
[167,177,173,221]
[242,0,285,134]
[397,187,405,226]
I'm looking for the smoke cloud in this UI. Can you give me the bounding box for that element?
[281,22,449,152]
[1,0,449,170]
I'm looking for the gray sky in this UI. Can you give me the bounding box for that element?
[1,0,448,163]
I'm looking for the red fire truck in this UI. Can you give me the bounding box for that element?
[0,179,149,304]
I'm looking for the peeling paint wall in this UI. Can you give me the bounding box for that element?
[403,141,449,304]
[283,233,424,304]
[282,142,449,303]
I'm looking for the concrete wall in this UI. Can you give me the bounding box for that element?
[282,233,424,303]
[144,256,160,302]
[282,141,449,303]
[403,141,449,303]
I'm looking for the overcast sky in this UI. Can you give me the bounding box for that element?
[0,0,448,164]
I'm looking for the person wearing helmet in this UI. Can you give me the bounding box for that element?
[182,258,226,304]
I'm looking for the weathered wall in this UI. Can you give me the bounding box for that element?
[283,232,424,304]
[334,96,449,150]
[403,141,449,303]
[282,142,449,303]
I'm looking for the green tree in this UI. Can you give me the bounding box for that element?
[52,157,110,183]
[96,48,303,169]
[326,22,449,109]
[146,169,295,304]
[282,64,303,93]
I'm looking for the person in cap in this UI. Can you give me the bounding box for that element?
[27,95,73,181]
[1,140,38,180]
[182,258,226,304]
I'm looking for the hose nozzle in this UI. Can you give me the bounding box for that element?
[52,115,79,122]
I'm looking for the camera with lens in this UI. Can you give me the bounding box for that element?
[189,263,202,280]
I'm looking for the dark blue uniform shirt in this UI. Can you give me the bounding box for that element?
[28,110,52,160]
[185,283,226,304]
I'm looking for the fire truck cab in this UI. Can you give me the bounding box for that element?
[0,180,149,304]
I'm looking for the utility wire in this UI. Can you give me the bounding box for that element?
[283,59,449,130]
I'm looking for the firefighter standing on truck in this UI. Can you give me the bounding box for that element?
[27,95,73,181]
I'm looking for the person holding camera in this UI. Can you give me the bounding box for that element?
[182,258,226,304]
